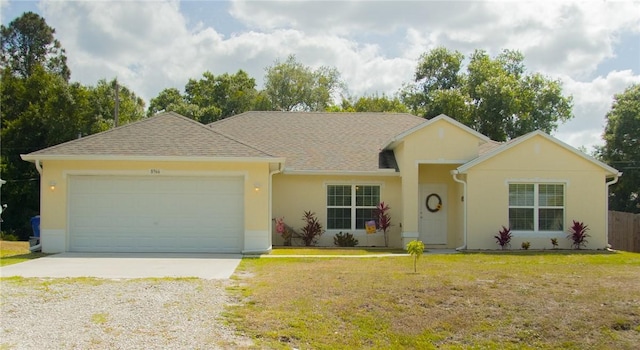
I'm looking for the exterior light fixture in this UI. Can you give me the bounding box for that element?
[254,182,261,192]
[49,181,57,191]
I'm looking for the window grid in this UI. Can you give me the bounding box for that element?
[327,185,380,230]
[508,183,564,232]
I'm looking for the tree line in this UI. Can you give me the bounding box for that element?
[1,12,637,239]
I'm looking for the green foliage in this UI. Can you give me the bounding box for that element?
[551,238,559,249]
[264,54,345,112]
[148,70,259,123]
[567,220,590,249]
[299,211,324,246]
[597,84,639,213]
[333,232,359,247]
[494,226,512,250]
[333,93,408,113]
[406,240,425,273]
[0,231,19,241]
[1,12,70,80]
[400,47,573,141]
[521,241,531,250]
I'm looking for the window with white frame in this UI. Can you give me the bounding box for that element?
[508,183,564,231]
[327,185,380,230]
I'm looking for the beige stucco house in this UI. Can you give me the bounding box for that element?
[21,111,620,253]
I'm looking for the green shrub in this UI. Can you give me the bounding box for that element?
[333,232,358,247]
[0,231,19,241]
[551,238,559,249]
[521,241,531,250]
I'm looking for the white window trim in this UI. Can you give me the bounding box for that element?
[326,183,382,231]
[508,182,566,235]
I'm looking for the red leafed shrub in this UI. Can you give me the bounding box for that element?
[567,220,590,249]
[494,226,512,250]
[375,202,392,247]
[300,211,324,246]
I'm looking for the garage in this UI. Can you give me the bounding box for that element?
[68,175,244,253]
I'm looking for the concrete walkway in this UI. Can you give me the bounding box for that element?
[0,252,242,280]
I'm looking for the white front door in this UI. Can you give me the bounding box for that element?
[419,184,447,245]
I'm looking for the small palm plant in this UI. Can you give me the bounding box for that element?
[494,226,512,250]
[567,220,590,249]
[407,240,425,273]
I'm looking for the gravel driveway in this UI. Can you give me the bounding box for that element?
[0,278,253,349]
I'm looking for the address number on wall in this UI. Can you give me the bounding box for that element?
[149,169,161,174]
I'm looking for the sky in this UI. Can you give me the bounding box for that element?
[1,0,639,151]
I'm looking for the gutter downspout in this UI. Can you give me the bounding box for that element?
[268,162,284,251]
[451,170,467,251]
[605,172,622,249]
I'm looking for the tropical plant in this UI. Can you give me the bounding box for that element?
[333,232,358,247]
[567,220,590,249]
[521,241,531,250]
[274,217,292,246]
[299,211,324,246]
[494,226,512,250]
[375,202,392,247]
[406,240,425,273]
[551,238,559,249]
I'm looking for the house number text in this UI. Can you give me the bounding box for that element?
[150,169,161,174]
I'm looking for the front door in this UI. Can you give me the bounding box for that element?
[419,184,447,245]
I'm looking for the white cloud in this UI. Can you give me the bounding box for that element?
[23,0,638,152]
[554,70,640,150]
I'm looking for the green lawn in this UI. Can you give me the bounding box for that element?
[227,251,640,349]
[0,241,47,266]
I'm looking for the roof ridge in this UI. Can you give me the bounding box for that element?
[207,127,277,157]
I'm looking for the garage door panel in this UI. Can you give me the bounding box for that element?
[69,176,244,253]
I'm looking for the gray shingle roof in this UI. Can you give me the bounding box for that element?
[24,112,274,159]
[209,111,426,172]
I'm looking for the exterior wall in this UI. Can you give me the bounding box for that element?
[38,159,272,253]
[394,118,483,247]
[271,174,403,248]
[465,135,610,250]
[418,164,465,248]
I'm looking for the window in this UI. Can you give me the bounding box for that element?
[509,183,564,231]
[327,185,380,230]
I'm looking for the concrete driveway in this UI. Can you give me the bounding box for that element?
[0,252,242,279]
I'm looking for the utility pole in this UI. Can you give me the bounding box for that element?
[114,79,120,128]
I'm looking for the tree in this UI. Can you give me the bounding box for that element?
[88,78,145,132]
[330,93,409,113]
[400,47,573,141]
[264,55,345,111]
[1,12,70,81]
[1,66,92,239]
[406,240,425,273]
[598,84,640,213]
[148,70,259,123]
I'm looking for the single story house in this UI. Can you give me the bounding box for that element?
[22,111,621,253]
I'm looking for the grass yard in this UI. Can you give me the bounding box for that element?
[0,241,47,266]
[227,251,640,349]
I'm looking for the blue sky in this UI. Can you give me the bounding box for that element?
[2,0,639,150]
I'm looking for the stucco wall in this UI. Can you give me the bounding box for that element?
[465,135,610,250]
[271,174,403,248]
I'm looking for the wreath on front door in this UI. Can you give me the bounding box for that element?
[426,193,442,213]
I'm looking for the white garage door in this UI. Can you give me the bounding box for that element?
[68,176,244,253]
